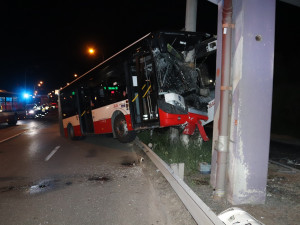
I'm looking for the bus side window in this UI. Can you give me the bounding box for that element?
[61,92,77,118]
[0,97,5,111]
[91,85,106,108]
[6,97,12,111]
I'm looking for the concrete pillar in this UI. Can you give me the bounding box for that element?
[185,0,198,63]
[211,0,276,204]
[185,0,198,32]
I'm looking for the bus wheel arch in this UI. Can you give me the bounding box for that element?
[112,112,136,143]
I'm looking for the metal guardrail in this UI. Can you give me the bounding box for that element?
[134,139,224,225]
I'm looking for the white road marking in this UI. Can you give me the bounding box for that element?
[0,130,27,143]
[45,146,60,161]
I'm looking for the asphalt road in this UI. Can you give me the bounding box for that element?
[0,111,196,225]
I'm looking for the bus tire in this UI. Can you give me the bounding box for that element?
[113,114,136,143]
[67,124,77,140]
[8,114,18,126]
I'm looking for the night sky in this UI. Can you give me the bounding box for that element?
[0,1,299,137]
[0,0,217,93]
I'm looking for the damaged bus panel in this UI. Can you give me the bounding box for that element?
[59,31,216,143]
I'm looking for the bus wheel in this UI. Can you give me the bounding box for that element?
[8,114,18,126]
[113,114,136,143]
[67,124,76,140]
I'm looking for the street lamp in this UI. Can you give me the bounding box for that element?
[74,73,78,78]
[87,46,104,61]
[88,48,95,55]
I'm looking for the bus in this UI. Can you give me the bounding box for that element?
[59,30,216,143]
[0,90,26,125]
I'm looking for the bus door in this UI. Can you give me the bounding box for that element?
[78,87,94,134]
[128,51,159,128]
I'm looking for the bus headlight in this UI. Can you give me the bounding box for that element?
[164,93,186,110]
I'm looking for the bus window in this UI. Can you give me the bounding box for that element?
[0,97,5,111]
[60,91,77,118]
[13,97,18,110]
[6,97,12,111]
[91,64,127,107]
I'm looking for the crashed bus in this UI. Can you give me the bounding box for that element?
[58,31,216,143]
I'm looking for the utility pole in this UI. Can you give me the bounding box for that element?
[185,0,198,63]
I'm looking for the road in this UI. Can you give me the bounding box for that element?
[0,111,196,225]
[269,139,300,169]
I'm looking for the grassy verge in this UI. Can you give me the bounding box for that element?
[137,127,212,175]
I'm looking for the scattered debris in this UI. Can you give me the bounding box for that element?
[192,178,209,186]
[29,179,57,194]
[88,176,109,182]
[199,162,211,174]
[121,162,136,167]
[138,156,144,163]
[0,186,15,192]
[218,207,265,225]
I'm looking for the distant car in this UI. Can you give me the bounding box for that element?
[50,102,58,109]
[25,104,37,119]
[34,105,47,118]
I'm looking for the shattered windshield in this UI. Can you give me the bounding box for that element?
[151,32,215,112]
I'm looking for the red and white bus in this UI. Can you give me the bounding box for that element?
[58,31,216,142]
[0,90,25,125]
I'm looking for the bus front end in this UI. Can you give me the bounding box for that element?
[151,31,216,141]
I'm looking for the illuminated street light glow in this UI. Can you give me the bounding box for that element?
[88,48,95,55]
[74,73,78,78]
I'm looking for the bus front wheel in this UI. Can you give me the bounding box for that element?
[113,114,136,143]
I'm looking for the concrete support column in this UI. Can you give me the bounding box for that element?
[211,0,276,204]
[185,0,198,32]
[185,0,198,63]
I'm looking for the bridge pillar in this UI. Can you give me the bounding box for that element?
[211,0,276,204]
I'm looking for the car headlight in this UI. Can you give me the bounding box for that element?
[29,110,35,114]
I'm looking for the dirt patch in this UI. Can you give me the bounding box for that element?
[185,162,300,225]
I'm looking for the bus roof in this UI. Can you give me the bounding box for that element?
[0,90,17,96]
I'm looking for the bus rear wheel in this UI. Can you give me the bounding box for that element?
[67,124,77,140]
[113,114,136,143]
[8,114,18,126]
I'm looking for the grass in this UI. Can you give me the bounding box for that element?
[137,127,212,174]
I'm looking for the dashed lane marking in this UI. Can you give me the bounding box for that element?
[45,146,60,161]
